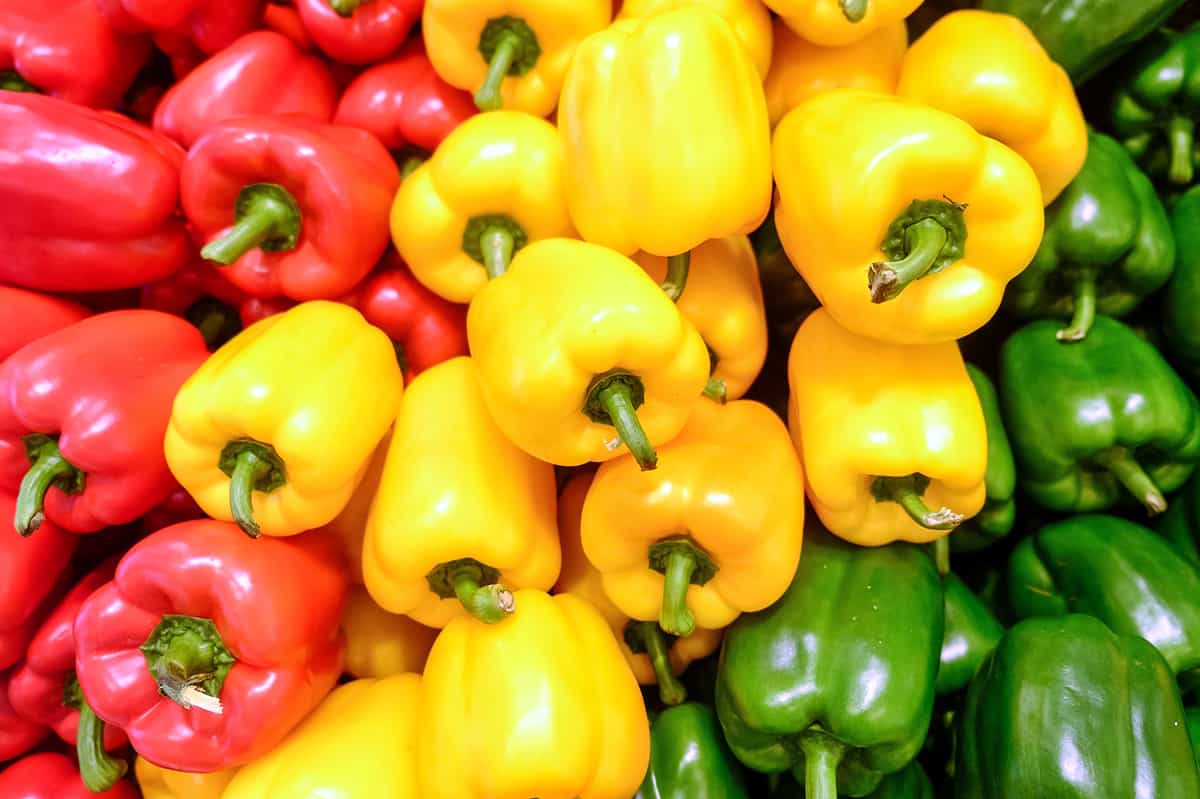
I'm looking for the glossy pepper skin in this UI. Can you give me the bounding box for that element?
[74,520,347,773]
[341,586,436,678]
[956,614,1200,798]
[951,365,1016,553]
[182,115,400,301]
[0,288,88,363]
[1005,131,1174,342]
[153,31,337,150]
[1165,187,1200,376]
[0,753,138,799]
[636,703,749,799]
[324,439,386,585]
[0,671,46,760]
[936,573,1003,696]
[0,495,74,668]
[419,589,650,799]
[390,111,573,304]
[773,90,1044,344]
[297,0,419,65]
[897,10,1087,204]
[787,308,987,546]
[999,316,1200,515]
[364,357,559,627]
[165,301,402,538]
[1158,470,1200,569]
[765,0,921,47]
[617,0,773,79]
[0,311,209,535]
[0,94,191,292]
[134,758,237,799]
[716,524,943,799]
[467,238,710,470]
[96,0,264,55]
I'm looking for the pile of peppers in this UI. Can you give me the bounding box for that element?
[2,0,1200,796]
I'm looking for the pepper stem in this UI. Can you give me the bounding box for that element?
[201,183,301,266]
[660,548,699,636]
[0,70,40,93]
[840,0,868,22]
[15,436,83,537]
[480,226,515,280]
[627,621,687,705]
[593,379,656,470]
[1092,447,1167,515]
[871,474,964,531]
[662,252,691,301]
[184,298,242,351]
[703,377,727,403]
[228,449,270,538]
[475,30,519,111]
[450,564,514,624]
[399,155,425,180]
[868,218,949,303]
[1056,271,1096,342]
[140,615,235,714]
[1168,115,1195,187]
[77,699,127,793]
[327,0,363,17]
[800,731,847,799]
[934,535,950,577]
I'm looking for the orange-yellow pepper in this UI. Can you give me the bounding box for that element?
[134,758,236,799]
[419,589,650,799]
[617,0,774,79]
[341,586,438,678]
[766,0,921,47]
[773,89,1044,344]
[581,399,805,636]
[897,10,1088,204]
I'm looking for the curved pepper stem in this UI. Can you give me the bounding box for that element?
[662,252,691,302]
[840,0,868,22]
[218,440,287,538]
[480,226,515,280]
[1092,446,1167,515]
[1056,272,1096,342]
[184,297,243,351]
[77,698,127,792]
[799,731,847,799]
[868,218,949,303]
[648,539,719,637]
[140,614,236,714]
[201,183,302,266]
[584,373,657,471]
[625,621,687,706]
[871,474,964,531]
[703,377,727,404]
[474,17,541,112]
[451,565,515,624]
[1168,115,1195,187]
[327,0,363,17]
[476,31,518,111]
[0,70,40,93]
[15,434,84,537]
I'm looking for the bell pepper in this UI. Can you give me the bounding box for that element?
[0,753,138,799]
[0,311,208,536]
[0,94,191,292]
[467,238,710,470]
[0,288,88,363]
[715,523,944,799]
[181,115,400,301]
[341,586,437,678]
[776,90,1044,344]
[419,589,650,799]
[134,758,237,799]
[1190,706,1200,767]
[263,2,314,50]
[897,10,1087,204]
[936,573,1003,696]
[0,495,75,669]
[764,17,907,128]
[636,703,750,799]
[956,614,1200,797]
[0,671,47,761]
[1165,187,1200,377]
[617,0,773,79]
[950,365,1017,553]
[1005,130,1174,342]
[153,31,337,150]
[73,520,347,775]
[363,356,558,626]
[1110,23,1200,187]
[296,0,420,65]
[389,110,573,303]
[787,308,987,552]
[632,236,767,402]
[764,0,921,47]
[772,762,934,799]
[423,0,609,115]
[999,315,1200,515]
[557,472,722,705]
[95,0,265,55]
[324,437,386,585]
[1158,469,1200,569]
[165,301,402,538]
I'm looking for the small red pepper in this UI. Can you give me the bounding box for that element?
[0,311,209,536]
[0,671,48,761]
[0,288,89,364]
[74,521,347,774]
[95,0,266,55]
[0,752,138,799]
[264,2,316,50]
[183,114,400,300]
[296,0,420,65]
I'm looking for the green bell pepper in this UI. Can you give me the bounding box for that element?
[1164,186,1200,377]
[999,314,1200,515]
[1188,706,1200,769]
[951,365,1016,553]
[1004,130,1175,342]
[1158,469,1200,569]
[956,614,1200,798]
[1111,23,1200,188]
[715,524,943,799]
[770,761,935,799]
[936,573,1004,696]
[635,703,749,799]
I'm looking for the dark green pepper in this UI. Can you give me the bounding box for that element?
[770,761,935,799]
[635,703,748,799]
[999,315,1200,515]
[1164,186,1200,377]
[956,614,1200,798]
[1004,130,1174,342]
[1188,706,1200,769]
[936,573,1004,696]
[951,365,1016,552]
[1158,469,1200,568]
[715,524,943,799]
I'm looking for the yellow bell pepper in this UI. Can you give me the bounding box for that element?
[324,437,388,584]
[164,301,402,538]
[422,0,610,115]
[632,235,767,402]
[222,674,421,799]
[363,356,559,627]
[616,0,774,79]
[419,589,650,799]
[341,586,438,678]
[773,89,1044,344]
[555,472,722,706]
[581,399,805,636]
[766,0,922,47]
[467,238,710,471]
[134,758,236,799]
[787,308,987,558]
[764,16,907,127]
[897,10,1088,204]
[389,111,574,304]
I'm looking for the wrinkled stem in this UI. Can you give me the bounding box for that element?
[1056,272,1096,342]
[662,252,691,301]
[77,700,127,793]
[629,621,687,706]
[1168,115,1195,187]
[451,565,514,624]
[1093,447,1167,515]
[840,0,868,22]
[474,31,518,111]
[868,218,948,303]
[660,549,698,637]
[327,0,363,17]
[872,475,964,531]
[481,226,515,280]
[800,732,846,799]
[594,381,657,471]
[15,438,81,537]
[228,449,271,538]
[703,377,727,403]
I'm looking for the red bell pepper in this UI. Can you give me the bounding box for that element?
[0,310,209,536]
[152,29,207,80]
[182,114,399,300]
[0,0,151,109]
[0,288,89,364]
[139,487,206,535]
[296,0,420,65]
[264,2,316,50]
[0,671,47,761]
[154,31,338,149]
[0,753,138,799]
[95,0,265,55]
[74,521,347,774]
[0,94,192,292]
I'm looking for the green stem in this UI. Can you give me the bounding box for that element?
[662,252,691,302]
[703,377,727,403]
[660,548,698,637]
[399,154,425,180]
[201,183,301,266]
[327,0,363,17]
[15,436,83,537]
[934,535,950,577]
[450,565,514,624]
[628,621,687,705]
[227,450,271,539]
[840,0,868,22]
[480,226,515,280]
[590,378,657,471]
[1167,115,1195,187]
[868,218,949,303]
[1092,447,1167,515]
[1056,272,1096,342]
[0,70,40,93]
[184,298,242,351]
[474,31,519,111]
[140,615,235,713]
[800,732,846,799]
[77,700,127,793]
[871,475,964,531]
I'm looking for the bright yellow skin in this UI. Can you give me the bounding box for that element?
[422,0,611,117]
[787,308,987,546]
[324,437,388,585]
[773,90,1045,344]
[766,0,922,47]
[164,301,403,537]
[559,5,772,257]
[419,589,650,799]
[617,0,774,79]
[222,675,421,799]
[897,10,1088,204]
[363,356,559,627]
[341,586,438,679]
[765,16,907,127]
[389,111,575,304]
[468,239,710,466]
[134,758,236,799]
[581,399,805,630]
